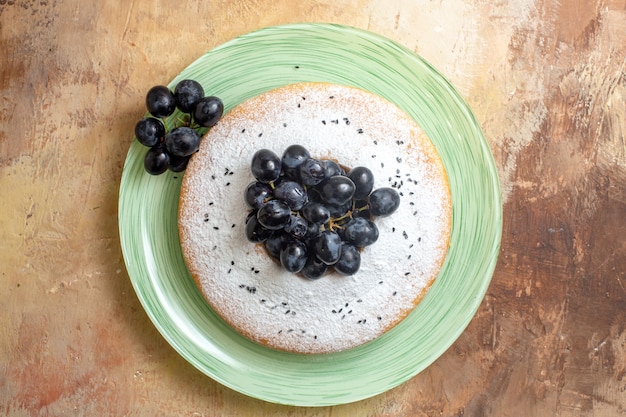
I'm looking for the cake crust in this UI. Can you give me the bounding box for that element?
[178,82,451,354]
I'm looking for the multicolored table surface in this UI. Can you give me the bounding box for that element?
[1,1,625,416]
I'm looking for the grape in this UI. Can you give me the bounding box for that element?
[143,144,170,175]
[193,96,224,127]
[284,215,308,239]
[174,79,204,113]
[251,149,281,183]
[168,153,191,172]
[281,144,310,179]
[318,175,355,206]
[265,232,287,258]
[256,199,291,230]
[327,200,352,218]
[369,187,401,216]
[244,181,273,209]
[164,126,201,157]
[301,255,328,280]
[334,244,361,275]
[245,214,273,243]
[323,159,344,177]
[280,240,308,273]
[299,158,326,186]
[341,217,379,247]
[313,230,342,265]
[273,180,307,210]
[348,166,375,199]
[135,117,165,147]
[146,85,176,118]
[300,202,331,224]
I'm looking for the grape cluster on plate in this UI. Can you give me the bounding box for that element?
[245,144,400,279]
[134,80,224,175]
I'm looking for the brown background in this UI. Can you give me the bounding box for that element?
[1,0,625,416]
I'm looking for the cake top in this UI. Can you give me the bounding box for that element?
[178,82,451,354]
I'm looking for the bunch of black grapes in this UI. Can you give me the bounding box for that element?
[133,80,224,175]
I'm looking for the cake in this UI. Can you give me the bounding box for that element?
[178,82,452,354]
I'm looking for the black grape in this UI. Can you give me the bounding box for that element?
[146,85,176,118]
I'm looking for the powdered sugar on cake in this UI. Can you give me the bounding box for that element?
[178,83,451,354]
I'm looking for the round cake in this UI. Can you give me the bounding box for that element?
[178,82,452,354]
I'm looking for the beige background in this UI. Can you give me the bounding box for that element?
[1,0,625,416]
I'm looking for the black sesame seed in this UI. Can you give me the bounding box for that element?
[285,310,291,314]
[322,120,326,125]
[297,103,301,108]
[418,237,422,242]
[227,268,232,273]
[231,224,236,228]
[377,316,382,320]
[393,291,397,296]
[258,133,263,137]
[294,65,300,69]
[314,335,318,339]
[404,272,410,276]
[209,202,214,205]
[225,182,231,186]
[241,128,246,133]
[357,299,363,303]
[332,309,337,313]
[329,95,334,99]
[357,128,364,134]
[403,231,408,239]
[204,218,209,223]
[213,226,219,230]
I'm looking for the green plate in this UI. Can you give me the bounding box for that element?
[119,23,502,406]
